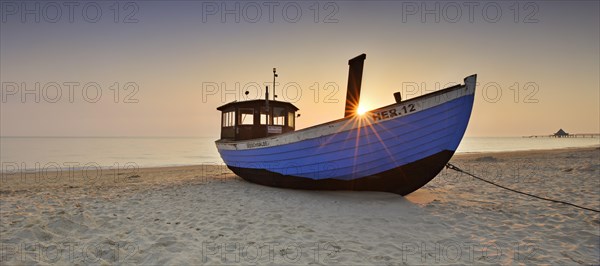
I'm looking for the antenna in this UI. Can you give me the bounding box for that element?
[265,85,269,124]
[273,68,278,101]
[265,85,269,102]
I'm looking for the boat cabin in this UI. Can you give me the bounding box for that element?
[217,54,367,141]
[217,99,299,141]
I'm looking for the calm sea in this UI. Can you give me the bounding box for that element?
[1,136,598,171]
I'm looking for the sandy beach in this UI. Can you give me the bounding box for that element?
[1,147,598,265]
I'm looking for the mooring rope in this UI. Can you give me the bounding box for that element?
[445,163,600,213]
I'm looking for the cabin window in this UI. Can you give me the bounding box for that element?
[222,111,235,127]
[260,107,270,125]
[238,108,254,125]
[288,112,295,127]
[273,107,285,126]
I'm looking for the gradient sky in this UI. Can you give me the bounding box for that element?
[1,1,598,137]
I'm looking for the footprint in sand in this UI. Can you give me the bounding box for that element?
[152,236,178,247]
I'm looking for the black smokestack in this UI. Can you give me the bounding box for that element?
[344,54,366,117]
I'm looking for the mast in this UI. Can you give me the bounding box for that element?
[273,68,278,100]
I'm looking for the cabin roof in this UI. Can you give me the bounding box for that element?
[216,99,299,111]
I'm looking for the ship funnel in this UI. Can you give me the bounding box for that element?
[344,54,366,117]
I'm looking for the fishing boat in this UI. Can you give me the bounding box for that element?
[216,54,476,195]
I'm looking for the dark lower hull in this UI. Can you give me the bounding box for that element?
[227,150,454,196]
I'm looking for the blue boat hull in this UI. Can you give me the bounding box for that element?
[228,149,453,195]
[216,75,476,195]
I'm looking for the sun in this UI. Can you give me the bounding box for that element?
[357,106,367,115]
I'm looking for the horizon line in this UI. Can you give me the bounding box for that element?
[2,135,595,139]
